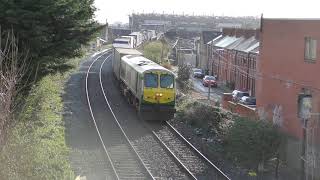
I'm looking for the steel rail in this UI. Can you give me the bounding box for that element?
[85,50,119,179]
[151,130,198,180]
[98,55,155,180]
[166,121,231,180]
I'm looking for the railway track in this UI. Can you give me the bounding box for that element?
[99,55,192,179]
[86,49,230,180]
[85,51,154,180]
[152,121,231,180]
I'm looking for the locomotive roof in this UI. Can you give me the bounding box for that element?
[121,55,173,74]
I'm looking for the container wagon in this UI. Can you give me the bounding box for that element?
[112,48,142,80]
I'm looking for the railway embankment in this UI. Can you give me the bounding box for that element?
[0,56,85,179]
[170,95,286,180]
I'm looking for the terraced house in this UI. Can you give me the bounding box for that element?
[208,28,260,96]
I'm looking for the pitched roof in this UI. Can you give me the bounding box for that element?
[214,36,239,48]
[211,35,260,54]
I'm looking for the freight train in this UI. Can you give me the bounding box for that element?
[112,30,157,49]
[112,33,176,121]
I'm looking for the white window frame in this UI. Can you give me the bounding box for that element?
[305,37,317,61]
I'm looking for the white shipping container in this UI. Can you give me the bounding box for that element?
[112,48,142,80]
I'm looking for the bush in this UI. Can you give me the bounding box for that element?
[177,64,191,82]
[225,117,283,170]
[175,99,222,132]
[177,64,192,93]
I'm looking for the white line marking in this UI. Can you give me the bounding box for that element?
[85,51,120,180]
[99,55,155,180]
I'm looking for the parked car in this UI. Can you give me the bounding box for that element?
[202,75,217,87]
[232,90,250,102]
[240,96,256,105]
[193,68,204,78]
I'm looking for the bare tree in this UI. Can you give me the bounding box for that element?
[0,28,32,144]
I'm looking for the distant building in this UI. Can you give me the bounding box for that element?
[257,18,320,178]
[129,13,260,32]
[217,23,242,29]
[195,31,222,70]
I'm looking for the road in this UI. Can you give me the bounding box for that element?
[190,76,225,102]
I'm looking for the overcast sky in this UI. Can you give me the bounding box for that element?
[94,0,320,24]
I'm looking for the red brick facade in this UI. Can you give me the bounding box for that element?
[222,93,257,118]
[209,28,259,96]
[257,19,320,138]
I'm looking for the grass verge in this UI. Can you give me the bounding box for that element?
[0,56,84,180]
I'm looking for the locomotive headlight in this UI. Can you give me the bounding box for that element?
[155,93,163,97]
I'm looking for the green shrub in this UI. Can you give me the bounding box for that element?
[175,99,222,132]
[225,117,283,170]
[177,64,192,93]
[177,64,191,82]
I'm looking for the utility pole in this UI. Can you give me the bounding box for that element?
[298,92,312,180]
[301,119,308,180]
[176,37,180,66]
[208,83,211,101]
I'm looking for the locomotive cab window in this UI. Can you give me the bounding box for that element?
[144,73,158,88]
[160,74,174,88]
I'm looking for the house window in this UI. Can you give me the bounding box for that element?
[305,37,317,62]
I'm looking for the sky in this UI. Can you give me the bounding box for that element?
[94,0,320,24]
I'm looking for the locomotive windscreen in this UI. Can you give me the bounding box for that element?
[144,73,158,88]
[160,74,174,88]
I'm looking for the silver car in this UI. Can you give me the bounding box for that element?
[232,90,250,102]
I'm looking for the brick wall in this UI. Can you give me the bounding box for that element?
[222,93,257,118]
[257,19,320,138]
